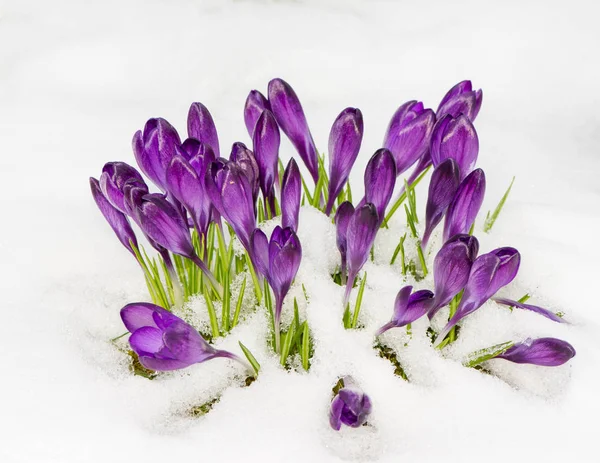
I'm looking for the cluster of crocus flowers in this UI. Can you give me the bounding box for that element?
[91,77,575,431]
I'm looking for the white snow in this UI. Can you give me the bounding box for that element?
[2,0,600,462]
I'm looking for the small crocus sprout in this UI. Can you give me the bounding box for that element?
[443,168,486,241]
[326,107,364,216]
[496,338,576,366]
[281,158,301,231]
[335,201,355,283]
[187,102,220,157]
[268,78,319,182]
[436,247,520,345]
[99,162,147,214]
[428,234,479,320]
[253,110,281,211]
[430,114,479,181]
[376,285,435,335]
[329,377,372,431]
[383,101,436,176]
[364,149,397,223]
[132,118,181,192]
[437,80,483,121]
[90,177,138,256]
[244,89,271,138]
[422,158,461,248]
[121,302,251,372]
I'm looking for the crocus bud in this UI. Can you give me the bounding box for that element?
[244,90,271,138]
[493,297,566,323]
[230,142,260,203]
[188,102,220,157]
[329,377,372,431]
[496,338,576,366]
[436,247,520,344]
[437,80,483,121]
[422,158,460,248]
[364,149,396,222]
[205,160,257,250]
[133,118,181,191]
[335,201,355,277]
[383,101,436,176]
[376,285,435,335]
[443,168,486,241]
[121,302,241,371]
[428,234,479,320]
[90,177,138,255]
[268,78,319,182]
[325,108,364,216]
[430,114,479,181]
[281,158,301,230]
[99,162,147,214]
[252,110,281,202]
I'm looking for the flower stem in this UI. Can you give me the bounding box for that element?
[191,255,223,300]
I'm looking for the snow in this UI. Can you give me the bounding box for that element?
[2,0,600,462]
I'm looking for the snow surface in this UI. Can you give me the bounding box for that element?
[1,0,600,462]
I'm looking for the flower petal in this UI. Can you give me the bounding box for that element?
[188,102,220,157]
[497,338,576,366]
[129,326,164,356]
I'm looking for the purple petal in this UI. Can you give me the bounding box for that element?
[493,297,566,323]
[364,149,396,222]
[120,302,165,332]
[252,110,280,199]
[188,102,220,157]
[443,168,486,241]
[430,114,479,180]
[129,326,164,356]
[162,319,217,364]
[137,356,191,371]
[337,387,372,428]
[244,90,271,138]
[138,118,182,191]
[487,247,520,298]
[165,155,204,230]
[335,201,355,256]
[90,177,138,255]
[326,107,363,215]
[422,158,460,247]
[281,158,301,230]
[329,395,345,431]
[268,78,319,182]
[438,80,473,108]
[230,142,260,202]
[268,227,302,305]
[497,338,576,366]
[346,203,379,279]
[250,228,269,278]
[437,80,483,121]
[391,285,413,322]
[99,162,146,213]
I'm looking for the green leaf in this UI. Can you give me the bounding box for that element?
[279,323,295,366]
[239,341,260,375]
[301,322,310,371]
[484,176,515,233]
[382,165,431,227]
[463,341,514,368]
[203,286,220,339]
[351,272,367,329]
[232,277,247,327]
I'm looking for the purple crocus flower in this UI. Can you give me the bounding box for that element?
[430,114,479,181]
[252,110,281,213]
[268,78,319,182]
[132,118,181,191]
[364,149,396,223]
[443,168,486,241]
[422,158,460,248]
[244,90,271,138]
[335,201,355,283]
[251,226,302,353]
[496,338,576,366]
[230,142,260,204]
[437,80,483,121]
[376,285,435,335]
[329,377,372,431]
[428,234,479,320]
[436,247,520,345]
[121,302,249,371]
[493,298,567,324]
[281,158,301,231]
[325,107,364,216]
[99,162,147,214]
[343,203,379,307]
[205,159,257,250]
[90,177,138,255]
[188,102,220,157]
[383,101,436,176]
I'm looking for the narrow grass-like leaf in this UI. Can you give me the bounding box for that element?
[245,252,262,300]
[280,323,295,366]
[463,341,515,368]
[301,322,310,371]
[232,277,247,327]
[383,165,431,226]
[239,341,260,375]
[351,272,367,329]
[203,286,220,339]
[484,176,515,233]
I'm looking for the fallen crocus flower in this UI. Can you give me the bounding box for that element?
[364,149,396,223]
[244,89,271,138]
[251,226,302,353]
[335,201,355,284]
[430,114,479,181]
[376,285,434,335]
[268,78,319,182]
[121,302,251,372]
[383,101,435,176]
[436,247,520,345]
[281,158,301,231]
[436,80,483,121]
[422,158,460,248]
[493,297,566,323]
[496,338,576,366]
[188,102,220,157]
[443,168,486,241]
[326,107,364,216]
[252,109,281,214]
[428,234,479,320]
[99,162,147,214]
[329,377,372,431]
